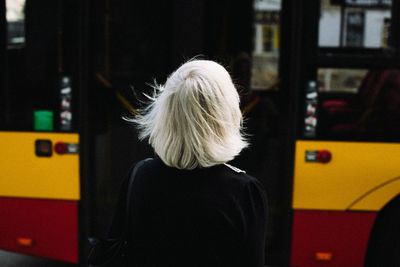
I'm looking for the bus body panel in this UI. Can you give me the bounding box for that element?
[293,140,400,211]
[290,210,376,267]
[0,132,80,200]
[0,197,79,263]
[349,178,400,211]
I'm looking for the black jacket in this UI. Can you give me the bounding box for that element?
[108,157,268,267]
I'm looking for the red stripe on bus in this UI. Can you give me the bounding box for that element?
[290,210,376,267]
[0,197,78,263]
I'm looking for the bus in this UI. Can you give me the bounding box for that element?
[1,0,399,266]
[282,1,400,266]
[0,0,86,264]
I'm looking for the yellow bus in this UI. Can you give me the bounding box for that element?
[243,0,400,266]
[280,1,400,266]
[0,0,86,263]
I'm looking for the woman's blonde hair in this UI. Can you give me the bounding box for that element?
[129,59,248,170]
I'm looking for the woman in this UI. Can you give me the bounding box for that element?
[109,60,268,266]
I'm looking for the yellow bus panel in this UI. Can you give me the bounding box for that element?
[348,177,400,210]
[293,140,400,211]
[0,132,80,200]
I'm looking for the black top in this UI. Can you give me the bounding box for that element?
[108,157,268,267]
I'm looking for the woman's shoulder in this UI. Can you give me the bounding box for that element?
[129,157,159,174]
[218,162,259,185]
[217,163,268,214]
[212,163,265,196]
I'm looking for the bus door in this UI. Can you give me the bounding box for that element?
[287,0,400,266]
[0,0,86,263]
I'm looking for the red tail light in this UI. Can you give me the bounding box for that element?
[316,150,332,163]
[54,142,68,154]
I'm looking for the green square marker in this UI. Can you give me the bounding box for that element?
[34,110,54,131]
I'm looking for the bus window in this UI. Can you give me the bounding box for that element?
[2,0,80,132]
[317,68,400,141]
[251,0,280,90]
[318,68,368,93]
[319,0,392,49]
[6,0,26,46]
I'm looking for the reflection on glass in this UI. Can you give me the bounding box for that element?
[318,68,368,93]
[319,0,391,48]
[6,0,26,45]
[251,0,280,90]
[318,68,400,141]
[344,0,391,6]
[319,4,341,47]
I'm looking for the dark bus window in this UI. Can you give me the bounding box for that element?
[6,0,26,46]
[316,68,400,141]
[319,0,391,49]
[2,0,80,132]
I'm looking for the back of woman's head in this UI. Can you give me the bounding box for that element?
[133,59,248,170]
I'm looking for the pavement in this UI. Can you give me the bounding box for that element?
[0,250,76,267]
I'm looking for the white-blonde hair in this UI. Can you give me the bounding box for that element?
[129,59,248,170]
